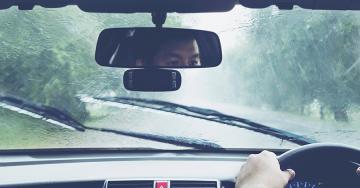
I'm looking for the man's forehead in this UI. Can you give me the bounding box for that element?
[161,39,199,51]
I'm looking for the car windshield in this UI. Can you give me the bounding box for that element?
[0,5,359,150]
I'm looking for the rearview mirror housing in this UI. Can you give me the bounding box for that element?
[95,28,222,68]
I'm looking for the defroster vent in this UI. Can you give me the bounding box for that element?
[170,181,218,188]
[106,180,154,188]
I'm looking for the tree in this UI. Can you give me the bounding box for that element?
[226,9,360,121]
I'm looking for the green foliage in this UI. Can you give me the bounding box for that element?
[228,9,360,121]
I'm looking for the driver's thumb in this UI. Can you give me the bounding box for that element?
[282,169,296,182]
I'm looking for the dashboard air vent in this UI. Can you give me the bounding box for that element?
[106,180,154,188]
[170,181,218,188]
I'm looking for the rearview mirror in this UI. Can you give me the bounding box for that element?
[96,28,222,68]
[123,69,181,91]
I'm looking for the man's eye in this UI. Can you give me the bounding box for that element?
[190,60,200,66]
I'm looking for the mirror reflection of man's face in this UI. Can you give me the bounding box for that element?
[152,39,201,67]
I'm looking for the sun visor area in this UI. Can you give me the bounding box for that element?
[2,0,360,12]
[0,0,236,13]
[76,0,236,13]
[239,0,360,10]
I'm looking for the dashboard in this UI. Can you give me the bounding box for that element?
[0,150,355,188]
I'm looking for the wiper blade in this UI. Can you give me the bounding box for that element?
[86,127,222,150]
[94,97,316,145]
[0,96,85,131]
[0,95,222,150]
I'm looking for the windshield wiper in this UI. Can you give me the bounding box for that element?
[0,96,85,131]
[93,97,316,145]
[0,95,222,150]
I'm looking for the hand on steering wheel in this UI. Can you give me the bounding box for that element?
[236,144,359,188]
[235,150,295,188]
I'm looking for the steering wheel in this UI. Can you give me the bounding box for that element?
[278,143,360,188]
